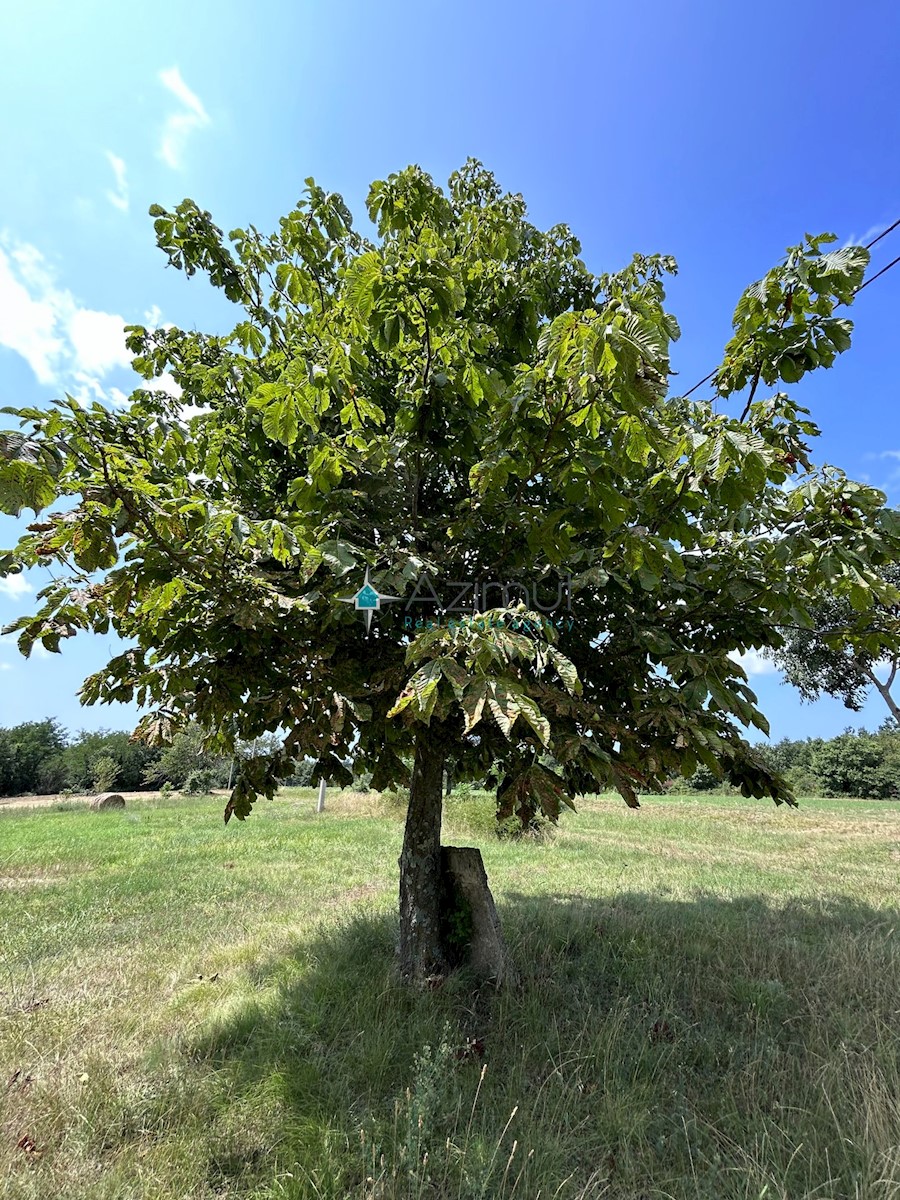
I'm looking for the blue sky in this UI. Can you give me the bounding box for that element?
[1,0,899,742]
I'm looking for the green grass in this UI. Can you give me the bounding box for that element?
[2,788,900,1199]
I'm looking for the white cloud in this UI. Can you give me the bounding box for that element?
[0,663,11,671]
[0,574,32,601]
[730,648,779,678]
[160,65,207,118]
[0,235,133,402]
[158,66,210,169]
[843,224,885,249]
[107,386,131,408]
[0,234,191,420]
[144,372,182,397]
[104,151,129,212]
[0,243,67,384]
[68,308,132,375]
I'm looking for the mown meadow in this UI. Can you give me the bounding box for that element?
[2,788,900,1199]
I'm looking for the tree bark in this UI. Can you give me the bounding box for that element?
[398,729,448,983]
[863,663,900,728]
[397,726,515,987]
[440,846,517,986]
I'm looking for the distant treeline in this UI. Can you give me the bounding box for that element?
[3,717,898,801]
[679,723,900,800]
[0,720,331,798]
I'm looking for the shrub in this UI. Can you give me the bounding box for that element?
[811,731,897,799]
[143,725,226,788]
[496,813,553,841]
[784,766,823,796]
[665,775,694,795]
[443,789,497,839]
[285,757,316,786]
[688,764,721,792]
[91,755,121,793]
[182,768,218,796]
[382,786,410,808]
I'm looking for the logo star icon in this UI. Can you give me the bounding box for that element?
[339,567,402,631]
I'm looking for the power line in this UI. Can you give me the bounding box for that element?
[681,217,900,402]
[855,251,900,294]
[683,370,716,399]
[865,218,900,250]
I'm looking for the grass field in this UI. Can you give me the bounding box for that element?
[1,787,900,1199]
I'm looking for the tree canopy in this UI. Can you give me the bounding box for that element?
[769,562,900,725]
[1,163,898,822]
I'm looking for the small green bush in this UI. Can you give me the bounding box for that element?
[784,766,823,795]
[666,769,738,795]
[496,813,553,841]
[451,779,476,798]
[182,768,218,796]
[382,786,410,808]
[665,776,694,795]
[91,754,121,794]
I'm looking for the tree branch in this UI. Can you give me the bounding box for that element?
[861,663,900,727]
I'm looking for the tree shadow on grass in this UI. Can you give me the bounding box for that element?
[161,890,900,1199]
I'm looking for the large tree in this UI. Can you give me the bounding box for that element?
[2,162,898,982]
[0,718,67,796]
[768,562,900,725]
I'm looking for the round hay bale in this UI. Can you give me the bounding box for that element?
[90,793,126,811]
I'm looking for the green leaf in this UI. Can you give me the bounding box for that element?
[440,658,471,698]
[388,660,443,723]
[461,681,487,732]
[513,693,551,746]
[343,252,382,320]
[261,395,300,446]
[270,521,298,564]
[620,415,651,466]
[486,684,516,737]
[548,647,581,695]
[0,460,57,517]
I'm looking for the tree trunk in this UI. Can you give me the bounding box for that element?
[398,729,447,983]
[440,846,517,986]
[397,727,515,987]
